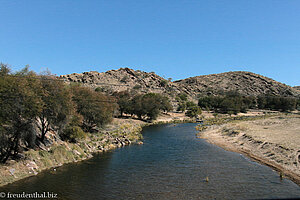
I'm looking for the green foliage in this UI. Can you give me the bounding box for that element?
[113,91,133,117]
[133,84,142,90]
[60,126,86,143]
[257,95,297,112]
[0,63,10,75]
[160,80,168,87]
[120,75,129,83]
[185,106,202,118]
[36,75,74,142]
[115,92,172,120]
[71,85,116,132]
[131,94,144,119]
[95,87,105,92]
[0,66,42,163]
[198,96,213,109]
[0,64,118,163]
[176,93,190,112]
[186,101,197,109]
[198,92,255,114]
[177,102,187,112]
[176,93,188,102]
[158,95,172,113]
[141,93,172,120]
[198,91,297,114]
[141,93,161,120]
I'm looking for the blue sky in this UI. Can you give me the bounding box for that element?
[0,0,299,86]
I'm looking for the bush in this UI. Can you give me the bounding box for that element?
[185,106,202,118]
[120,76,129,83]
[176,93,188,102]
[61,126,86,143]
[133,84,142,90]
[95,87,105,92]
[160,80,168,87]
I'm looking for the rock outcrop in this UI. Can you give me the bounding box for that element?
[61,69,300,100]
[61,68,180,95]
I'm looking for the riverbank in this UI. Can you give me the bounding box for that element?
[0,113,193,187]
[0,118,146,187]
[197,113,300,185]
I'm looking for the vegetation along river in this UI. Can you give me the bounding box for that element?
[1,123,300,199]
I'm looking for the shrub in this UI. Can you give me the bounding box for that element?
[61,126,86,143]
[160,80,168,87]
[120,76,129,83]
[133,84,142,90]
[185,106,202,118]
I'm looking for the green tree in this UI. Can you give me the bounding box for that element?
[198,96,213,109]
[131,94,144,119]
[0,66,41,163]
[279,97,296,111]
[186,101,197,109]
[0,63,11,75]
[185,106,202,118]
[36,75,74,143]
[142,93,161,120]
[177,102,187,112]
[176,93,188,102]
[130,93,172,120]
[297,98,300,110]
[71,85,116,132]
[113,91,132,117]
[158,95,172,113]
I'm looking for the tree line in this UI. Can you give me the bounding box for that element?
[112,91,172,120]
[0,64,116,163]
[198,91,299,114]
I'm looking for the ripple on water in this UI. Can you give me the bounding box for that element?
[1,123,300,199]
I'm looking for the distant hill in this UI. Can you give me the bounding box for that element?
[61,69,299,101]
[174,71,299,98]
[60,68,180,94]
[293,86,300,92]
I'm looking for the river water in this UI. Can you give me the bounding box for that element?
[2,123,300,199]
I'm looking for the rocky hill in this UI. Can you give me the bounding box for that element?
[294,86,300,92]
[61,68,180,95]
[174,71,299,97]
[60,69,299,100]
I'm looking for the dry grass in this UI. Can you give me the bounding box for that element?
[199,113,300,185]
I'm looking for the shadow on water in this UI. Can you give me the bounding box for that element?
[1,123,300,199]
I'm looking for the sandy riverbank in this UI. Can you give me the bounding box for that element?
[198,114,300,185]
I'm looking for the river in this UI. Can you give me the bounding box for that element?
[2,123,300,199]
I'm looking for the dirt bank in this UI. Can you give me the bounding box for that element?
[198,114,300,185]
